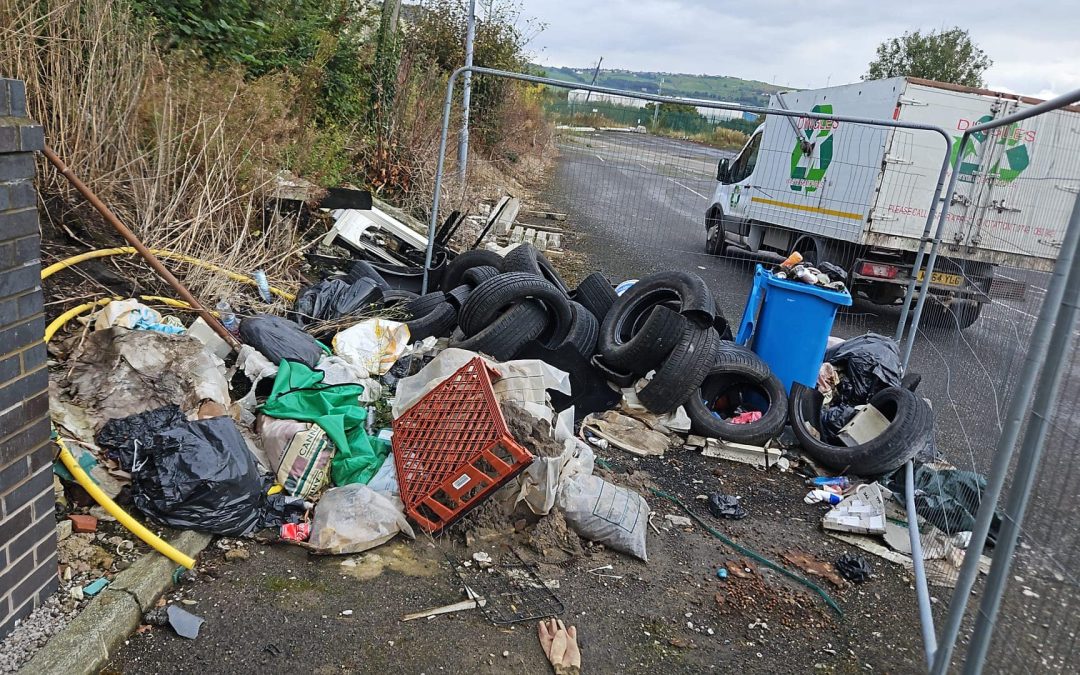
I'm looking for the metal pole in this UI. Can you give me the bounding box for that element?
[906,459,938,667]
[423,70,460,294]
[456,0,476,184]
[42,147,240,349]
[652,78,663,129]
[929,167,1080,675]
[960,193,1080,675]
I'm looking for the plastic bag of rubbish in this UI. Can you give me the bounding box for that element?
[820,404,858,443]
[306,483,414,555]
[95,404,187,471]
[557,474,649,561]
[239,314,326,368]
[132,416,303,536]
[293,278,383,327]
[825,333,902,404]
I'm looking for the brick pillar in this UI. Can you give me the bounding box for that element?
[0,78,56,640]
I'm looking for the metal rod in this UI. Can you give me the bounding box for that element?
[906,459,938,667]
[959,192,1080,675]
[42,146,240,348]
[899,130,969,369]
[456,0,476,184]
[929,160,1080,675]
[422,68,460,294]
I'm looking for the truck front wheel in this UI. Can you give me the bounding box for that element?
[705,209,727,256]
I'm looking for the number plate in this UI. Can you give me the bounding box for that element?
[916,270,964,287]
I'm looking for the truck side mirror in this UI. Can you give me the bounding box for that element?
[717,158,730,183]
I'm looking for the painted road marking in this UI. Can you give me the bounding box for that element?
[669,178,708,200]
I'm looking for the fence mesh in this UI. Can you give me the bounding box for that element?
[436,70,1080,673]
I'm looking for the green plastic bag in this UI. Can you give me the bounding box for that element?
[261,360,389,486]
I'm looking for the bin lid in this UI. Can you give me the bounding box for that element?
[759,265,853,306]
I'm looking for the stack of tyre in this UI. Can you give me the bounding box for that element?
[593,271,789,446]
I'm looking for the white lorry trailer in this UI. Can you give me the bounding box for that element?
[705,77,1079,327]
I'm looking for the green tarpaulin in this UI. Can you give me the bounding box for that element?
[261,360,389,486]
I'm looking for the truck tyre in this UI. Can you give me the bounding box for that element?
[441,249,503,291]
[445,284,472,311]
[407,291,449,319]
[685,342,787,446]
[705,208,727,255]
[459,272,573,343]
[788,383,933,476]
[406,301,457,342]
[573,272,618,323]
[638,324,721,414]
[599,305,687,373]
[557,302,599,356]
[344,260,391,290]
[450,300,549,361]
[462,265,501,287]
[604,270,716,331]
[922,297,982,330]
[590,355,637,388]
[501,243,571,295]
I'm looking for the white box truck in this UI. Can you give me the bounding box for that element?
[704,77,1079,327]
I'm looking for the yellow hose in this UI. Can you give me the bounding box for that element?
[56,438,196,569]
[42,295,216,342]
[41,247,297,302]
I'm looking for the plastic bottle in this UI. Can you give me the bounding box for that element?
[216,300,239,335]
[778,251,803,271]
[808,476,852,489]
[365,405,377,436]
[253,269,272,303]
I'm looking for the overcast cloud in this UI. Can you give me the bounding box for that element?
[517,0,1080,99]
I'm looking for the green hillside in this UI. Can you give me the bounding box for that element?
[534,66,784,105]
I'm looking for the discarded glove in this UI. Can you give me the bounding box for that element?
[707,493,747,520]
[835,552,873,583]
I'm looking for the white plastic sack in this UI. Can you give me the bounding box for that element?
[307,483,414,555]
[392,348,570,421]
[333,318,411,376]
[517,440,594,516]
[234,345,278,412]
[316,355,383,402]
[557,474,649,561]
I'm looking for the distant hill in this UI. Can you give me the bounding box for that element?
[533,66,784,106]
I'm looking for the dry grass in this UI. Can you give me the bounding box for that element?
[0,0,309,301]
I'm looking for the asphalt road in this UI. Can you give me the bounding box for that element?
[549,130,1080,667]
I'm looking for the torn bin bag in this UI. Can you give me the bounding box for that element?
[95,404,186,471]
[293,278,383,327]
[825,333,902,404]
[132,416,294,536]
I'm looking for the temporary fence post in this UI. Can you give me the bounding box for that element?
[457,0,476,184]
[423,67,465,293]
[930,156,1080,675]
[906,459,938,667]
[959,192,1080,675]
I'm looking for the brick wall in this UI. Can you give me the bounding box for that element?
[0,78,57,640]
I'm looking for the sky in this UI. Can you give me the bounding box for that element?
[514,0,1080,99]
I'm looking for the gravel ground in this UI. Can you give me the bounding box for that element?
[0,595,79,674]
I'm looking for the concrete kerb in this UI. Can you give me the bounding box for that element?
[18,530,211,675]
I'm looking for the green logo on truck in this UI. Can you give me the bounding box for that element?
[789,104,836,193]
[950,115,1032,184]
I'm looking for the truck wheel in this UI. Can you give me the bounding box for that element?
[921,297,982,330]
[705,209,727,255]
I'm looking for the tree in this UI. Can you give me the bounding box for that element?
[864,27,992,87]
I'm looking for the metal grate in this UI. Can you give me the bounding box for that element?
[450,551,564,625]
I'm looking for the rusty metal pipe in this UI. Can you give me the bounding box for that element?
[41,146,240,349]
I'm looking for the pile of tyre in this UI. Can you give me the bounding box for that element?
[370,243,791,447]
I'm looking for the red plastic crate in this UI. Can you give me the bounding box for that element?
[392,357,534,533]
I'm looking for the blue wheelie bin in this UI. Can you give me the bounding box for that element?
[735,264,852,394]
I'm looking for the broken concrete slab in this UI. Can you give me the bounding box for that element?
[702,439,788,471]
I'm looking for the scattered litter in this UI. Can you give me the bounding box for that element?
[804,489,843,505]
[67,514,98,534]
[472,551,494,568]
[558,474,649,561]
[451,552,563,625]
[239,314,327,368]
[663,514,693,529]
[702,439,787,471]
[82,578,109,597]
[401,589,486,622]
[716,567,729,580]
[782,550,848,588]
[258,415,336,499]
[581,410,670,457]
[707,493,748,520]
[333,318,411,376]
[822,483,886,535]
[280,522,311,542]
[835,553,873,583]
[166,605,205,639]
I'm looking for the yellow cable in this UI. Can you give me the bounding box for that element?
[56,438,196,569]
[41,247,297,302]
